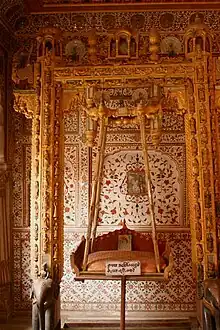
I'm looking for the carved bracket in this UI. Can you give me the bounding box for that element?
[163,89,187,114]
[13,93,36,119]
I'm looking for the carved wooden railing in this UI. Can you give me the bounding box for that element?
[0,260,11,321]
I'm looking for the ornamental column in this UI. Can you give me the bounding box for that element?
[213,59,220,274]
[184,18,218,296]
[0,53,8,262]
[31,27,64,329]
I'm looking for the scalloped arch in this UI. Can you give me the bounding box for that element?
[0,0,25,29]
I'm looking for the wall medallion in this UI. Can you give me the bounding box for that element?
[189,13,204,24]
[101,14,116,30]
[159,13,174,29]
[73,15,86,30]
[131,14,145,30]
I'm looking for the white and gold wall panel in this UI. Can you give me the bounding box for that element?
[11,102,195,315]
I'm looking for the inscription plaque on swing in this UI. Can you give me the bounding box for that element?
[106,261,141,276]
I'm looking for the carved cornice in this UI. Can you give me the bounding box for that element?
[54,64,195,81]
[13,92,36,119]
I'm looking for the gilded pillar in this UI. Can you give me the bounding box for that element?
[31,27,64,281]
[185,18,218,294]
[213,59,220,270]
[194,53,217,280]
[0,48,10,265]
[30,28,64,329]
[30,62,41,277]
[0,49,12,321]
[0,88,4,164]
[13,28,64,327]
[209,58,220,271]
[0,169,10,262]
[0,49,5,165]
[185,78,199,276]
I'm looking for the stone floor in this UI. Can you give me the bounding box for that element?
[0,319,196,330]
[0,312,198,330]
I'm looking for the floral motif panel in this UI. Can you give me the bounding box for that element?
[99,150,184,226]
[23,144,31,227]
[12,113,25,228]
[13,231,31,311]
[78,143,89,227]
[12,114,32,228]
[61,231,196,312]
[64,111,79,134]
[64,109,89,227]
[10,97,191,315]
[64,144,79,225]
[11,113,32,311]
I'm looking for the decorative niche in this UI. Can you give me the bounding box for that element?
[108,29,138,59]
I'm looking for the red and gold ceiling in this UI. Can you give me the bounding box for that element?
[24,0,220,13]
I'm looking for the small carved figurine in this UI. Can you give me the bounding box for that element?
[196,221,202,242]
[31,263,60,330]
[195,203,201,220]
[207,233,214,253]
[191,137,198,156]
[197,244,204,262]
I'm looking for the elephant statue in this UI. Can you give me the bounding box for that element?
[31,264,59,330]
[203,278,220,330]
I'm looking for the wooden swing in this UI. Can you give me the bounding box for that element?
[71,86,173,282]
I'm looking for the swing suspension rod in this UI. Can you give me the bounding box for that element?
[83,107,160,272]
[83,116,107,269]
[139,113,160,273]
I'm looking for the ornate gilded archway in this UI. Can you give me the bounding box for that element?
[13,17,220,327]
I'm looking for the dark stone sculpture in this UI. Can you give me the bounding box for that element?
[203,278,220,330]
[31,263,59,330]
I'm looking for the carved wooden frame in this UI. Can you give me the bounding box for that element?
[52,60,217,283]
[13,52,218,292]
